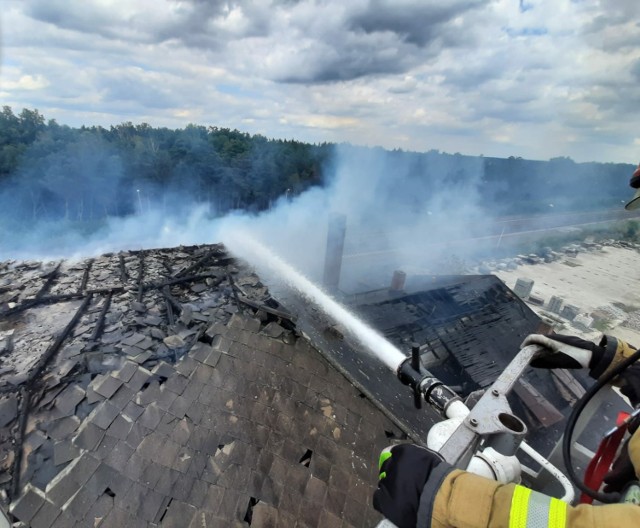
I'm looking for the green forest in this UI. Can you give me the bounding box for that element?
[0,106,331,224]
[0,105,635,231]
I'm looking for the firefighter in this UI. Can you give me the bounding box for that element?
[373,334,640,527]
[624,162,640,210]
[374,161,640,527]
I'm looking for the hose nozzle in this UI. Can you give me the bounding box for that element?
[397,344,461,413]
[398,344,431,409]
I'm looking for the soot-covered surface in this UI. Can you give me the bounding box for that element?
[0,245,401,527]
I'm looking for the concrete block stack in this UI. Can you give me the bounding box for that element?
[513,278,534,299]
[560,304,581,321]
[573,314,594,330]
[548,296,564,314]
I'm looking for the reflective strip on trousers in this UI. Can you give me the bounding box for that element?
[509,486,568,528]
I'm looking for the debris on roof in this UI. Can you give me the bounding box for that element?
[1,245,401,527]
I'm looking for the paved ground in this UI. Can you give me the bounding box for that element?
[493,245,640,345]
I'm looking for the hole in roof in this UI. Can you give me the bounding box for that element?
[244,497,259,524]
[264,298,279,309]
[299,449,313,467]
[158,498,172,523]
[104,487,115,498]
[383,429,409,440]
[157,376,168,385]
[199,334,213,345]
[140,381,150,391]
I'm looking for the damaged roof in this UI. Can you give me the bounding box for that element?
[0,245,402,527]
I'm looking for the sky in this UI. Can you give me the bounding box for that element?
[2,0,640,163]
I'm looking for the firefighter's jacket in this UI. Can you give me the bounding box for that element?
[431,428,639,527]
[431,336,640,527]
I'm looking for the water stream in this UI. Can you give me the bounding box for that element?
[223,230,407,372]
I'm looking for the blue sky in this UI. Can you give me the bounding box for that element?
[2,0,640,163]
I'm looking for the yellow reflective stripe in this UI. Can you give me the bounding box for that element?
[548,498,567,528]
[378,450,392,471]
[509,485,567,528]
[510,486,531,528]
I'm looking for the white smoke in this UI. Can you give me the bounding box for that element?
[219,145,492,290]
[1,144,494,292]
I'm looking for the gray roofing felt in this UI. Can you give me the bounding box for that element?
[0,245,402,527]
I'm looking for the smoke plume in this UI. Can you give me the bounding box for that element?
[1,142,495,294]
[219,145,491,291]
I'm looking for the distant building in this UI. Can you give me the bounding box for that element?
[513,278,534,298]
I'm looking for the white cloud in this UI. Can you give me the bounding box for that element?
[1,72,49,90]
[1,0,640,162]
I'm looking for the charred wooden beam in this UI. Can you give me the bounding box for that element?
[10,387,30,500]
[137,254,145,303]
[34,262,62,301]
[8,294,92,499]
[162,286,182,318]
[87,286,124,295]
[119,253,129,283]
[162,259,173,275]
[143,273,223,292]
[28,295,92,385]
[1,287,123,318]
[227,272,243,309]
[78,259,94,293]
[236,294,298,323]
[165,297,175,326]
[173,247,225,278]
[89,292,112,342]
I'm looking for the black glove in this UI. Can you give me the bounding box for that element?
[524,334,640,397]
[617,365,640,407]
[603,416,640,493]
[523,334,604,370]
[373,444,453,528]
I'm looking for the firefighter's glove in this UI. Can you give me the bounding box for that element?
[373,444,453,528]
[617,365,640,406]
[522,334,603,369]
[603,416,640,493]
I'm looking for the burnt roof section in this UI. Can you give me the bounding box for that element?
[0,245,401,527]
[346,274,630,454]
[351,275,546,390]
[275,273,614,455]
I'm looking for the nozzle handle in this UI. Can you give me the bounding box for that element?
[411,345,422,408]
[411,344,421,371]
[413,386,422,409]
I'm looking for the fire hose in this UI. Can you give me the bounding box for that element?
[562,347,640,504]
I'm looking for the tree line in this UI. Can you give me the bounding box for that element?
[0,106,635,232]
[0,106,329,226]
